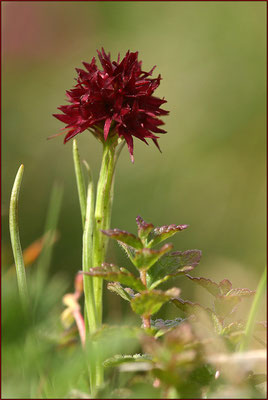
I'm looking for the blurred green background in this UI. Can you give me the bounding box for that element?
[2,1,266,319]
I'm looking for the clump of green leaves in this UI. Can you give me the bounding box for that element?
[83,216,201,329]
[83,216,266,398]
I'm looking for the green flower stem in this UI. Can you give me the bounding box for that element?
[9,165,29,312]
[92,141,116,390]
[83,171,97,334]
[73,139,87,229]
[239,267,267,352]
[93,142,116,327]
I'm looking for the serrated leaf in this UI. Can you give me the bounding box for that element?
[225,288,255,297]
[219,279,232,295]
[104,353,152,368]
[151,317,184,330]
[136,216,154,240]
[214,295,241,318]
[147,250,202,289]
[82,263,145,292]
[101,229,143,249]
[210,311,223,334]
[185,275,221,297]
[148,224,189,247]
[131,243,173,271]
[255,321,267,331]
[246,373,267,386]
[131,288,180,316]
[221,321,245,336]
[152,317,185,338]
[172,298,208,317]
[107,282,134,302]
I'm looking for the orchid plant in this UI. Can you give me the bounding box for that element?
[9,49,266,399]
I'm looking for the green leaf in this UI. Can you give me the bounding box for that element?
[107,282,134,302]
[219,279,232,295]
[104,353,152,368]
[214,295,241,319]
[147,250,202,289]
[210,312,223,334]
[83,263,145,292]
[131,288,180,316]
[221,321,245,336]
[148,224,189,247]
[185,275,221,297]
[246,373,267,386]
[151,317,184,330]
[101,229,143,249]
[131,243,173,271]
[172,298,208,317]
[136,216,154,241]
[152,317,185,338]
[225,288,255,297]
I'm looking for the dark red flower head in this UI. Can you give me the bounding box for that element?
[53,48,169,162]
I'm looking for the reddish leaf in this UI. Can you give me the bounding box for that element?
[131,243,173,271]
[225,288,255,297]
[83,263,145,292]
[147,250,202,289]
[219,279,232,295]
[172,298,208,317]
[136,216,154,240]
[131,288,180,316]
[101,229,143,249]
[149,224,189,247]
[185,275,221,297]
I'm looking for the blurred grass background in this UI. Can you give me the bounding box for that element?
[2,2,266,323]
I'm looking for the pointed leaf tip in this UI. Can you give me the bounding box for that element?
[136,216,154,240]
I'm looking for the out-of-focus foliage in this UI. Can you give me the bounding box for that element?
[2,2,266,398]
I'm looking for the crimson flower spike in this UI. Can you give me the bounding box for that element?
[53,48,169,162]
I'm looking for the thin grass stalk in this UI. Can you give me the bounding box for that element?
[9,164,29,312]
[239,267,267,352]
[36,183,63,289]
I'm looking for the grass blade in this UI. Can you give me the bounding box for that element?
[239,267,267,352]
[36,183,63,287]
[9,164,29,312]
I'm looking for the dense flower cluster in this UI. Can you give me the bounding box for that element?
[53,48,168,161]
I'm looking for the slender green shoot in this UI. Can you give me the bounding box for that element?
[239,267,267,352]
[9,164,29,312]
[36,183,63,288]
[82,167,97,333]
[73,139,87,229]
[82,169,98,395]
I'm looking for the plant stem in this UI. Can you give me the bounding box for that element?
[92,142,116,389]
[239,267,267,352]
[140,269,151,329]
[92,142,116,327]
[73,139,87,229]
[83,172,97,334]
[9,165,29,313]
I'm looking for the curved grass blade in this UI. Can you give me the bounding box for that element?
[9,165,29,312]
